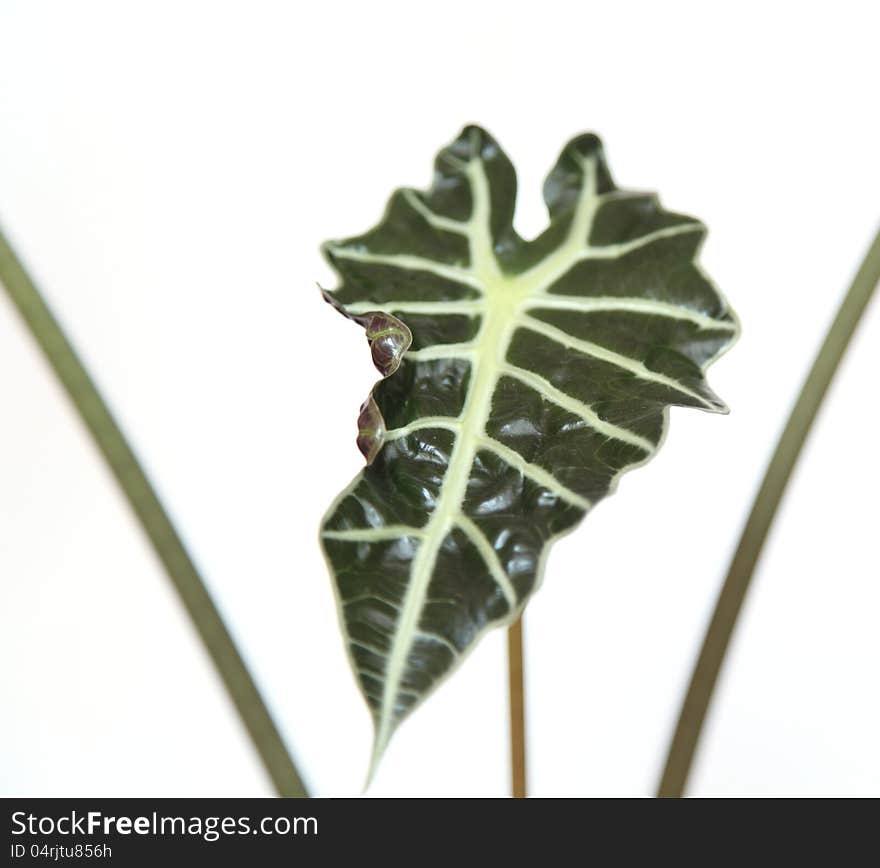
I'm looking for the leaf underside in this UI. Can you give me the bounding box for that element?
[319,126,738,775]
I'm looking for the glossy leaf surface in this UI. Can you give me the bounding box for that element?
[320,126,738,772]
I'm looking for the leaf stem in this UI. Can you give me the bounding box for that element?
[0,224,309,798]
[657,224,880,798]
[507,616,527,798]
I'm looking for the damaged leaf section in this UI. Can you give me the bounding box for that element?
[356,396,386,465]
[319,126,738,776]
[322,288,412,463]
[322,288,412,376]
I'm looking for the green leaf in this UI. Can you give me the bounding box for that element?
[319,126,738,776]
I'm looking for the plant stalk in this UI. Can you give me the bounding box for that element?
[0,225,309,798]
[657,224,880,798]
[507,616,527,798]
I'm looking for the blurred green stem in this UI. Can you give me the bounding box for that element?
[0,225,308,798]
[657,224,880,798]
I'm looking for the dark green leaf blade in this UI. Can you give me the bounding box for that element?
[319,126,738,776]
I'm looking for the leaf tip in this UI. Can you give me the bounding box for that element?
[699,385,731,415]
[443,123,503,166]
[363,725,392,793]
[566,131,604,158]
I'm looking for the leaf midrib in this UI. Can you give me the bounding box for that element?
[371,149,620,766]
[370,155,526,763]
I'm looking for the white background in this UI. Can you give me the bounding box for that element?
[1,1,878,797]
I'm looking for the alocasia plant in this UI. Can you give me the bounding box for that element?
[320,125,738,774]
